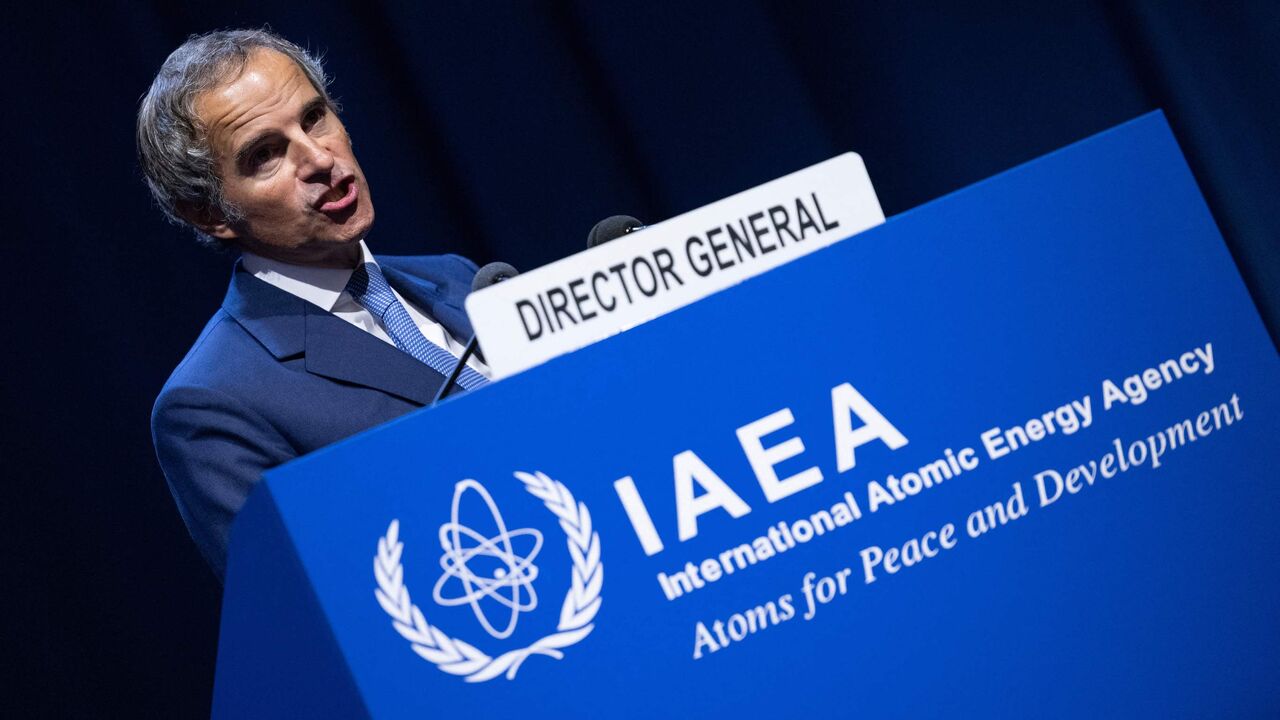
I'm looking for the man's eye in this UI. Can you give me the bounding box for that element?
[247,144,281,171]
[303,106,326,130]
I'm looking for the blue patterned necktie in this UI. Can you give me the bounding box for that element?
[345,262,489,390]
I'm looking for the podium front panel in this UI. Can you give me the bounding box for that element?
[215,112,1280,719]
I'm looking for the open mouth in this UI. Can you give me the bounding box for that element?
[317,178,358,213]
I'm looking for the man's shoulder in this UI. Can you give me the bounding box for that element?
[154,308,278,411]
[379,253,479,284]
[378,253,480,312]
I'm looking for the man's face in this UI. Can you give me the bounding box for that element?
[194,49,374,266]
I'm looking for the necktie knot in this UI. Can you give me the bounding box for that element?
[346,262,395,319]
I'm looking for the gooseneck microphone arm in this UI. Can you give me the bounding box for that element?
[433,336,482,405]
[431,262,519,406]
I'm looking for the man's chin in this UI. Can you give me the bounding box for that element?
[311,207,372,247]
[328,203,374,244]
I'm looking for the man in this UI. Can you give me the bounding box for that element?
[140,29,491,581]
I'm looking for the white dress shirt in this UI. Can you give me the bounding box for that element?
[241,241,491,377]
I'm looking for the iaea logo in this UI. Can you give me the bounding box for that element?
[374,471,603,682]
[432,479,543,640]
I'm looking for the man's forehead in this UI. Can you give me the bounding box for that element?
[196,49,318,152]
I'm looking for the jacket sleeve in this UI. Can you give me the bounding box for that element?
[152,384,296,582]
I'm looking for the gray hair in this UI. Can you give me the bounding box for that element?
[136,29,335,249]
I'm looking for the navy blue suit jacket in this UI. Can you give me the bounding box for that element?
[152,253,479,580]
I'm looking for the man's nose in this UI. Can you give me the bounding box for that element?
[295,134,336,180]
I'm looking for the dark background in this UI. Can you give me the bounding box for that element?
[5,1,1277,716]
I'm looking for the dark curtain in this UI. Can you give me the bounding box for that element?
[5,1,1276,716]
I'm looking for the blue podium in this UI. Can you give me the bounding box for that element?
[213,112,1280,718]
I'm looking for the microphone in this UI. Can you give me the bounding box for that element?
[472,261,519,289]
[431,261,520,405]
[587,215,646,248]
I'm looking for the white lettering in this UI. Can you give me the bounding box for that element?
[832,383,908,472]
[674,450,752,542]
[736,408,824,503]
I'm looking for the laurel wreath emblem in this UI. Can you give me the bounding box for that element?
[374,471,603,682]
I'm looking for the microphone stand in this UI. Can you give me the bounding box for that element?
[429,260,518,406]
[431,335,480,406]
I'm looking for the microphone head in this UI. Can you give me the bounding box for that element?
[472,261,519,291]
[587,215,645,248]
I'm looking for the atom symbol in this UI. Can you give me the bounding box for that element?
[432,479,543,639]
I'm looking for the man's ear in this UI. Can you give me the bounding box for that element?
[176,200,240,241]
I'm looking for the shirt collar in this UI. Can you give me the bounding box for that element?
[241,240,378,312]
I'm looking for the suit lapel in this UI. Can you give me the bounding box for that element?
[222,263,307,359]
[223,261,449,407]
[303,304,444,406]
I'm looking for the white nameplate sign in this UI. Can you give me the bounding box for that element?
[467,152,884,378]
